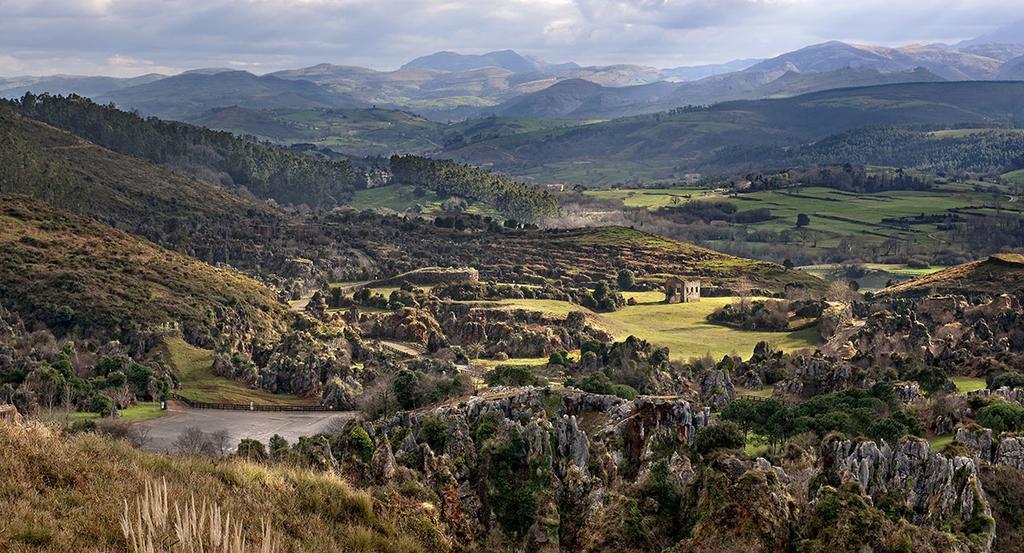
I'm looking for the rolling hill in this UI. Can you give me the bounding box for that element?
[878,254,1024,297]
[444,81,1024,183]
[0,73,165,99]
[0,195,289,347]
[99,70,366,120]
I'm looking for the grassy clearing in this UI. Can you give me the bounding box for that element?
[477,292,819,361]
[744,433,772,457]
[69,402,168,424]
[736,386,774,399]
[952,377,987,394]
[583,187,721,209]
[472,357,551,370]
[601,293,821,360]
[929,435,954,451]
[163,338,314,406]
[349,183,498,218]
[0,421,447,552]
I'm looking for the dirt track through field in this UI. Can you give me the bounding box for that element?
[137,403,357,453]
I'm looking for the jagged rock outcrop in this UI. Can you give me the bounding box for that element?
[368,387,710,550]
[774,353,868,399]
[699,369,735,409]
[819,436,994,551]
[956,425,994,462]
[994,434,1024,469]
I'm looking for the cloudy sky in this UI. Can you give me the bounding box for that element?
[0,0,1018,76]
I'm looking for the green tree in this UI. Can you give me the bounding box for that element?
[348,427,374,463]
[691,422,745,455]
[237,438,267,462]
[796,213,811,228]
[617,269,636,291]
[977,401,1024,435]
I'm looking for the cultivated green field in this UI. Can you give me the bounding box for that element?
[800,263,946,290]
[589,183,1019,256]
[164,338,314,406]
[1003,169,1024,187]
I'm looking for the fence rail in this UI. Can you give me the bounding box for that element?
[171,394,338,412]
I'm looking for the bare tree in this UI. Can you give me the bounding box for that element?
[173,426,210,455]
[208,429,231,457]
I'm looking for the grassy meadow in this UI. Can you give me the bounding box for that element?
[349,183,499,217]
[477,292,820,362]
[163,338,314,406]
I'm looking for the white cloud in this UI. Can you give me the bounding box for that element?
[0,0,1017,76]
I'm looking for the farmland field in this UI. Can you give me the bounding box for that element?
[587,183,1020,256]
[583,187,721,209]
[800,263,946,290]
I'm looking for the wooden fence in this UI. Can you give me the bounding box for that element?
[172,394,339,412]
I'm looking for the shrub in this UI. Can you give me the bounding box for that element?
[977,401,1024,435]
[420,416,449,451]
[691,421,745,455]
[348,428,374,463]
[487,365,543,387]
[89,393,115,417]
[566,372,638,400]
[237,438,267,462]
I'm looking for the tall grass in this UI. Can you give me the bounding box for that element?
[121,479,278,553]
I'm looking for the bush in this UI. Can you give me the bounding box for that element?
[487,365,543,387]
[348,428,374,463]
[89,393,115,417]
[990,371,1024,390]
[420,416,449,451]
[691,421,745,455]
[236,438,268,461]
[977,401,1024,435]
[566,372,638,400]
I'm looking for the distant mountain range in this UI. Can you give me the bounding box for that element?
[2,22,1023,123]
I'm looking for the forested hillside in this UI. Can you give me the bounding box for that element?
[445,81,1024,184]
[389,154,559,223]
[718,126,1024,174]
[4,93,368,207]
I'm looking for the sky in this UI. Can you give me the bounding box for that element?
[0,0,1018,77]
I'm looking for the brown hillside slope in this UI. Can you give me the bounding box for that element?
[0,421,449,552]
[878,253,1024,297]
[0,107,289,270]
[0,195,288,349]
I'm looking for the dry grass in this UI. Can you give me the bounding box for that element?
[0,421,448,552]
[120,478,280,553]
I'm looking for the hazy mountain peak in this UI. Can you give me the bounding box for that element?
[400,49,540,73]
[957,20,1024,47]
